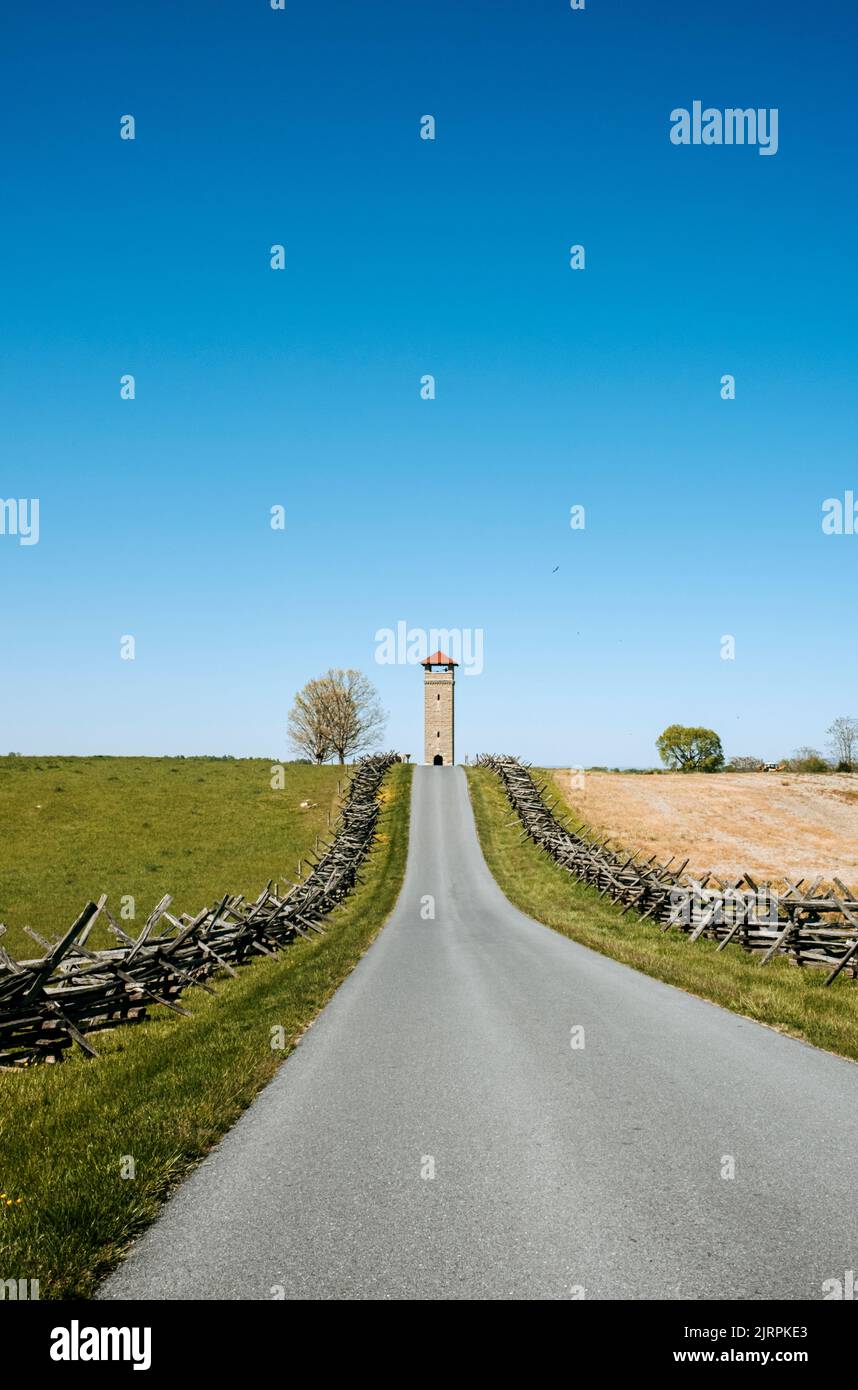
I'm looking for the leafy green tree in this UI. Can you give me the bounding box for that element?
[656,724,725,772]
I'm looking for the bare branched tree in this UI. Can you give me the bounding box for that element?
[286,678,334,764]
[286,668,387,765]
[827,716,858,771]
[317,668,387,764]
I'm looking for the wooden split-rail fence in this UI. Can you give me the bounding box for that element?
[478,755,858,986]
[0,753,399,1067]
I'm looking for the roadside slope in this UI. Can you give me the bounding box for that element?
[0,762,411,1299]
[467,765,858,1062]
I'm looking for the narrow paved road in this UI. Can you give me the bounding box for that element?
[101,767,858,1300]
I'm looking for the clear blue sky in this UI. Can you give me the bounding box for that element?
[2,0,856,766]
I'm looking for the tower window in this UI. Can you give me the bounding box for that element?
[437,693,440,701]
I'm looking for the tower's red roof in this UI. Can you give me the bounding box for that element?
[421,650,458,666]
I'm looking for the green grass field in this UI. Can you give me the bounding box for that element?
[466,766,858,1065]
[0,756,343,957]
[0,759,411,1299]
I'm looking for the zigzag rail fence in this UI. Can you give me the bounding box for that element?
[478,755,858,987]
[0,753,400,1067]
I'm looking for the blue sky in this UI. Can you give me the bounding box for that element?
[1,0,856,766]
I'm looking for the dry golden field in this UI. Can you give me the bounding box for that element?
[550,770,858,887]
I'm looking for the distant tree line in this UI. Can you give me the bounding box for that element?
[655,716,858,773]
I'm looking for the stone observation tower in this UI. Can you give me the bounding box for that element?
[421,650,457,765]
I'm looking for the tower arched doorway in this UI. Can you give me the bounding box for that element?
[433,754,444,766]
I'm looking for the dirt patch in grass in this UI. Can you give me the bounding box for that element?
[467,767,858,1067]
[550,769,858,887]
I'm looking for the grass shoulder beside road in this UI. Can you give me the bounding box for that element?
[466,767,858,1065]
[0,761,411,1299]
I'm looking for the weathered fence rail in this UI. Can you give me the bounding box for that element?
[0,753,399,1066]
[477,755,858,986]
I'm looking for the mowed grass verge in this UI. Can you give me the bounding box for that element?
[0,761,411,1299]
[466,767,858,1064]
[0,756,346,957]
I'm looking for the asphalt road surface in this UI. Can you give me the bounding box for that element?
[100,766,858,1300]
